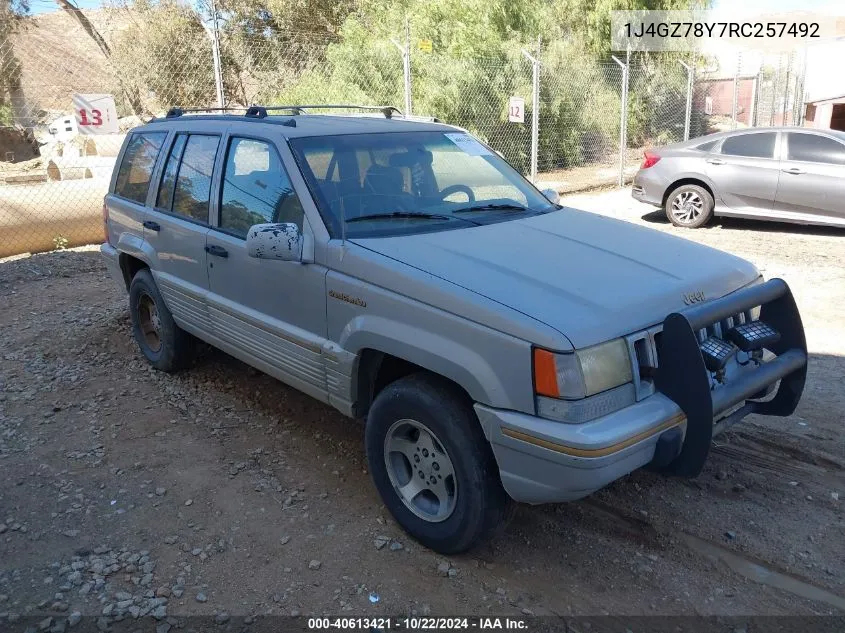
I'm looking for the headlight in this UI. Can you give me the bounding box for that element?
[533,339,633,400]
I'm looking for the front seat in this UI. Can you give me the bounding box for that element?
[361,164,407,213]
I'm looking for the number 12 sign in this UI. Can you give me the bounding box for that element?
[508,96,525,123]
[73,93,118,135]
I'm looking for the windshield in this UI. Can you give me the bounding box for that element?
[289,131,557,238]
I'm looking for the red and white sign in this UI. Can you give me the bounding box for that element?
[73,93,118,135]
[508,96,525,123]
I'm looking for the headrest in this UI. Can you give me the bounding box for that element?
[388,149,433,168]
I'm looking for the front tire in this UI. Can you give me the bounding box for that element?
[665,184,714,228]
[365,373,512,554]
[128,268,194,372]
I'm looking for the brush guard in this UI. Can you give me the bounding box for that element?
[655,278,807,477]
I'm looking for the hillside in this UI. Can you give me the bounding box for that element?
[9,8,132,121]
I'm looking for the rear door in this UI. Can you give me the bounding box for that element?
[706,131,780,213]
[774,131,845,223]
[204,132,330,403]
[144,131,222,335]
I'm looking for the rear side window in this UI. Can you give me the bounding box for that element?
[114,132,166,204]
[786,133,845,165]
[219,137,304,237]
[154,134,220,223]
[720,133,776,159]
[695,139,718,152]
[156,134,187,211]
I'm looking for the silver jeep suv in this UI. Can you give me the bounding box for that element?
[101,105,808,554]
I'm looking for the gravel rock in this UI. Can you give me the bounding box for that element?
[68,612,82,627]
[374,535,390,550]
[308,560,322,570]
[389,541,404,551]
[196,592,208,603]
[155,487,167,496]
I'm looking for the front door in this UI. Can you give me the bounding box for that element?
[773,131,845,224]
[144,132,222,335]
[706,131,780,213]
[204,134,329,402]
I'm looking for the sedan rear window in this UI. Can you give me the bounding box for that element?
[720,133,776,159]
[694,139,718,152]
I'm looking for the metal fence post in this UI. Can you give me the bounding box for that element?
[680,60,693,141]
[391,22,412,116]
[203,0,225,108]
[522,48,540,183]
[612,54,628,187]
[731,54,739,129]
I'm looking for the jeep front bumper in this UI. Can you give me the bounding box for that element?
[477,278,807,504]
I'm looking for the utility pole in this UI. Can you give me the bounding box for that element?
[208,0,225,108]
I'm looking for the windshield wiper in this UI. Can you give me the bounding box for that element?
[453,203,531,214]
[346,211,480,225]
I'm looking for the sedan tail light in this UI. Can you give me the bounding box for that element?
[641,152,661,169]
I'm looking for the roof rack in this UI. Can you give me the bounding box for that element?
[165,104,402,120]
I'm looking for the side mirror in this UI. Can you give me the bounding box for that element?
[246,223,303,261]
[541,188,560,205]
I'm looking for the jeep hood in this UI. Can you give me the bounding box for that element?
[351,209,760,348]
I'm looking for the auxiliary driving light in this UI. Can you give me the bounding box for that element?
[700,336,736,372]
[726,321,781,352]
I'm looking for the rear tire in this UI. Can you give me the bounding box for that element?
[365,373,512,554]
[128,268,194,372]
[665,184,714,228]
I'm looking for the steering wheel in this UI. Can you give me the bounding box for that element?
[438,184,475,203]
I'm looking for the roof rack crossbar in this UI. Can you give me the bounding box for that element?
[259,104,402,118]
[165,106,255,118]
[164,104,403,120]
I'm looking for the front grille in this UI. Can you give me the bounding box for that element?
[627,309,755,401]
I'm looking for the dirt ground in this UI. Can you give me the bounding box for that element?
[1,188,844,628]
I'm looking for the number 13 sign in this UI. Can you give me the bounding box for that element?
[73,93,118,135]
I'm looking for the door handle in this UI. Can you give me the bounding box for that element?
[143,220,161,232]
[706,158,725,165]
[205,244,229,258]
[781,167,805,175]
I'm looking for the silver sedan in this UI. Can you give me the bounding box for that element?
[632,127,845,229]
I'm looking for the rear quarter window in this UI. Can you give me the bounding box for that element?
[114,132,167,204]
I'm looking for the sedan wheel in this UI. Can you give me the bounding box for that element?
[664,183,714,229]
[671,190,704,224]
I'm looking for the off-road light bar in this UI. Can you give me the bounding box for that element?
[726,321,781,352]
[700,336,736,372]
[655,278,807,478]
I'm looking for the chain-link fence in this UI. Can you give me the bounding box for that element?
[0,6,809,258]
